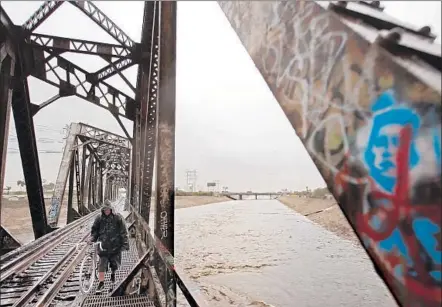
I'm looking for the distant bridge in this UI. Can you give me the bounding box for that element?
[223,192,282,200]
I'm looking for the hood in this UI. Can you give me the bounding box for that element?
[101,205,114,215]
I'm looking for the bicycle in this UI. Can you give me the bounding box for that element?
[78,241,105,294]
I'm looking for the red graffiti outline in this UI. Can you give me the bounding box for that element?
[334,125,441,305]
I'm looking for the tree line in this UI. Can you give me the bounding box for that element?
[291,186,330,199]
[3,179,55,195]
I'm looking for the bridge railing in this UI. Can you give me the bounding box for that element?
[113,201,208,307]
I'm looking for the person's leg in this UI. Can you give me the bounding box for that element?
[97,256,109,291]
[109,252,121,283]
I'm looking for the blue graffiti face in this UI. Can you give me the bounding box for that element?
[363,91,420,193]
[433,126,441,167]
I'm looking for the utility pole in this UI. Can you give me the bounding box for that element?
[214,180,220,192]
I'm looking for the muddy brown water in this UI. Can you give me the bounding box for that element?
[172,200,397,307]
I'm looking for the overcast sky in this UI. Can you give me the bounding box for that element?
[2,1,441,192]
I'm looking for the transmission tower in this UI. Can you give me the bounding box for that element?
[185,169,197,192]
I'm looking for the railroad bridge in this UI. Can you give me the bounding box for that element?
[224,192,282,200]
[0,1,440,307]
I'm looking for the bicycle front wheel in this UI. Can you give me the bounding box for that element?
[79,255,96,294]
[94,254,99,279]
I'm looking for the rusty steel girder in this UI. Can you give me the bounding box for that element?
[21,1,63,33]
[48,122,131,227]
[0,226,21,256]
[79,123,132,148]
[28,33,133,58]
[69,1,136,48]
[0,39,15,201]
[139,1,159,226]
[28,48,137,120]
[153,3,177,304]
[219,2,441,307]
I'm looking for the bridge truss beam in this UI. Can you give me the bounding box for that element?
[47,122,131,227]
[28,33,133,58]
[1,6,50,239]
[0,29,15,201]
[0,225,21,256]
[1,0,138,240]
[218,2,441,307]
[126,2,179,305]
[154,1,177,301]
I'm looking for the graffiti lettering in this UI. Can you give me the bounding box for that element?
[219,1,441,306]
[160,211,168,240]
[158,122,174,243]
[48,197,60,221]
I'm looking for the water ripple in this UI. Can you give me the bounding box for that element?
[174,200,397,307]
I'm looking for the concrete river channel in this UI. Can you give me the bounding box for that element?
[170,200,398,307]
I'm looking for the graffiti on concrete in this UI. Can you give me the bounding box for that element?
[355,91,441,299]
[48,197,60,220]
[361,90,421,193]
[158,122,174,242]
[219,1,441,306]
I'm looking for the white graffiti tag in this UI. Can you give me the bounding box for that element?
[158,122,174,240]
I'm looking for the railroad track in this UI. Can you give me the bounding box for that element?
[0,212,99,307]
[49,200,136,307]
[1,210,98,270]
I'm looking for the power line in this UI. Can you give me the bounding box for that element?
[6,126,66,154]
[6,150,62,154]
[34,124,65,133]
[7,138,63,143]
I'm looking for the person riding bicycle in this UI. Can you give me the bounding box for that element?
[89,199,129,292]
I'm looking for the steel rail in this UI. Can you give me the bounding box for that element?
[0,213,97,282]
[11,232,90,307]
[1,210,99,266]
[0,216,96,307]
[34,241,89,307]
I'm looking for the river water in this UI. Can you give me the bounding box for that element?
[173,200,397,307]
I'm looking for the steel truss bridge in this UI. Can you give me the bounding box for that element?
[0,1,440,307]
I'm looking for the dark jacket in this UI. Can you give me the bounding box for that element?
[90,205,129,256]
